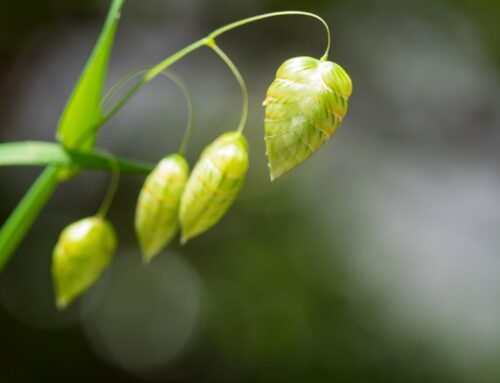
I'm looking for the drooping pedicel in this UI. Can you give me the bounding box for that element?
[52,217,116,309]
[263,56,352,180]
[180,131,248,243]
[135,154,189,262]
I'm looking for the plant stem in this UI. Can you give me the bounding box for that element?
[101,66,151,108]
[168,72,194,155]
[100,69,195,155]
[0,141,154,173]
[95,150,120,218]
[96,11,331,134]
[99,38,208,127]
[0,166,60,270]
[206,39,249,134]
[208,11,331,61]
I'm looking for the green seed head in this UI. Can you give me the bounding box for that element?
[52,217,116,309]
[180,131,248,243]
[135,154,189,262]
[263,56,353,180]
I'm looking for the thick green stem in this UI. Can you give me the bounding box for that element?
[0,141,154,173]
[0,166,60,270]
[206,39,249,134]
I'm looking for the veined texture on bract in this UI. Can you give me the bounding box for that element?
[52,217,116,309]
[180,132,248,243]
[135,154,189,262]
[263,56,353,180]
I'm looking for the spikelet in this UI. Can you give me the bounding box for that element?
[263,56,352,180]
[52,217,116,309]
[135,154,189,262]
[179,131,248,243]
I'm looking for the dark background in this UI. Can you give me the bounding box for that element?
[1,0,500,382]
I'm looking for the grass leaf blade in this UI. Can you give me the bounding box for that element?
[57,0,124,151]
[0,141,153,174]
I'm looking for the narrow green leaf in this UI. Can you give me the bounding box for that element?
[0,141,154,174]
[57,0,124,151]
[0,166,60,270]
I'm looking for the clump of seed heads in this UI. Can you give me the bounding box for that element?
[52,11,352,308]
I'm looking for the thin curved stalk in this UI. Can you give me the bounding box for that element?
[100,68,195,155]
[206,39,249,134]
[94,11,331,135]
[208,11,331,61]
[95,150,120,218]
[101,66,151,109]
[100,38,207,128]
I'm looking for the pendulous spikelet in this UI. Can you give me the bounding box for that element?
[52,217,116,309]
[179,131,248,243]
[135,154,189,262]
[263,56,352,180]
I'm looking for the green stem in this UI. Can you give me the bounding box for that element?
[95,150,120,218]
[0,141,154,174]
[94,10,330,134]
[100,38,207,127]
[100,68,195,155]
[101,66,151,109]
[206,39,249,134]
[73,39,206,148]
[168,72,194,155]
[0,166,60,270]
[0,10,332,271]
[208,11,331,61]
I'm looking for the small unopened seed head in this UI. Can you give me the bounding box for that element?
[263,56,353,180]
[135,154,189,262]
[179,131,248,243]
[52,217,116,309]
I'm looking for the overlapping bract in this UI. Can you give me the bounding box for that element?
[52,217,116,309]
[263,56,352,180]
[135,154,189,262]
[179,132,248,243]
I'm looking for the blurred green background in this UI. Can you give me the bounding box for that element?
[1,0,500,382]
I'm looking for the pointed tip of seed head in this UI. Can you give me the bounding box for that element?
[270,169,286,181]
[142,254,153,265]
[56,298,69,311]
[268,166,277,181]
[141,250,157,265]
[139,241,158,264]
